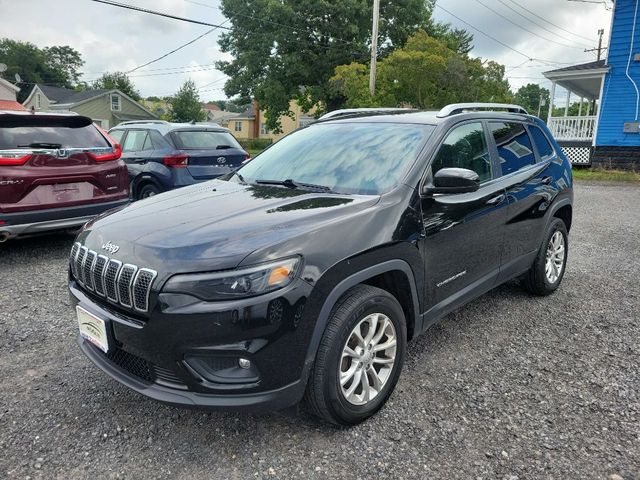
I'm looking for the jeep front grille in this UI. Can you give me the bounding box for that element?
[70,242,157,313]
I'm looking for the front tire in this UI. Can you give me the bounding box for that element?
[304,285,407,426]
[522,218,568,296]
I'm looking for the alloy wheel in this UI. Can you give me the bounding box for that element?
[545,230,565,284]
[339,313,397,406]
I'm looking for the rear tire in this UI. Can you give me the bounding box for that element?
[137,183,160,200]
[522,218,568,296]
[304,285,406,426]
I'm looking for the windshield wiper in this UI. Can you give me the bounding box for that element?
[256,178,335,193]
[17,142,63,149]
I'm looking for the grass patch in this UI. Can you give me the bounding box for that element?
[246,148,264,157]
[572,168,640,183]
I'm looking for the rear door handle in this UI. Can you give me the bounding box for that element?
[541,176,552,185]
[486,193,506,206]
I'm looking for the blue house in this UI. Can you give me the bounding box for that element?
[543,0,640,169]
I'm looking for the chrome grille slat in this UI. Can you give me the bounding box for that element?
[133,269,157,312]
[93,255,108,296]
[104,259,122,303]
[83,251,97,291]
[70,245,157,313]
[117,264,137,308]
[77,247,88,285]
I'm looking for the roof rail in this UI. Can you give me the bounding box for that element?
[117,120,170,126]
[436,103,529,118]
[319,107,417,121]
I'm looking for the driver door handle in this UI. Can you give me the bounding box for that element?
[486,193,506,206]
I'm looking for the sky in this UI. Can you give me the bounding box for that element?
[0,0,613,104]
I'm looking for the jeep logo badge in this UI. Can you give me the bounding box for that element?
[217,157,226,164]
[102,241,120,254]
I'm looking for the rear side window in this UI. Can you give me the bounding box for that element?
[172,130,242,150]
[431,122,492,183]
[489,122,536,175]
[121,130,152,152]
[0,116,109,149]
[529,125,555,160]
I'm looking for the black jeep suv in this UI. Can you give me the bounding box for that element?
[68,103,573,425]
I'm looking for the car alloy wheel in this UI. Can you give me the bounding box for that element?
[339,313,397,406]
[545,230,565,284]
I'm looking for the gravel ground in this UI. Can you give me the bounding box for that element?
[1,182,639,480]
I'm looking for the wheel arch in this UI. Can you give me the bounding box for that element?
[302,259,420,381]
[132,174,162,198]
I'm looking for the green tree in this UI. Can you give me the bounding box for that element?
[216,0,445,131]
[331,30,512,110]
[169,80,206,122]
[514,83,550,118]
[91,72,141,101]
[0,39,84,102]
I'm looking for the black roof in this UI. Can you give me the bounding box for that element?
[544,59,607,74]
[36,84,111,104]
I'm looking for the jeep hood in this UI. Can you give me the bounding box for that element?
[78,179,379,274]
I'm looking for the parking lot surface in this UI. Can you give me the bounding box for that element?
[1,182,639,479]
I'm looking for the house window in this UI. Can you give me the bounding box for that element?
[260,122,269,135]
[35,93,41,109]
[110,94,121,111]
[235,121,242,132]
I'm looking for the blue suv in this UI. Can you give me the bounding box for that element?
[108,121,249,200]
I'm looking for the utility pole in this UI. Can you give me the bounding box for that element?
[584,29,606,60]
[369,0,380,96]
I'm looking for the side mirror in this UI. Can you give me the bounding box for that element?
[423,168,480,194]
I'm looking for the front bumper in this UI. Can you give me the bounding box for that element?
[0,199,129,239]
[69,277,316,411]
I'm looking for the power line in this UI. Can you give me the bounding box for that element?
[126,24,226,74]
[89,0,233,30]
[473,0,588,50]
[496,0,593,48]
[504,0,597,42]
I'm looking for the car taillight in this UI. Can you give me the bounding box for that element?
[163,154,189,168]
[88,144,122,162]
[0,152,32,166]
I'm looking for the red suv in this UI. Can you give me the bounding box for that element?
[0,112,129,242]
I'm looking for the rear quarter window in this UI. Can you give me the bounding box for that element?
[0,116,109,149]
[529,125,555,160]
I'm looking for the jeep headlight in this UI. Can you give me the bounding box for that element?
[163,257,301,301]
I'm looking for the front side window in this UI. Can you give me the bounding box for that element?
[237,122,434,195]
[110,94,121,111]
[121,130,149,152]
[234,121,242,132]
[430,122,491,183]
[490,122,536,175]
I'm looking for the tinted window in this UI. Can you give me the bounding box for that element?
[431,122,491,182]
[490,122,536,175]
[109,130,125,143]
[237,123,434,195]
[529,125,554,159]
[121,130,149,152]
[172,130,242,150]
[0,121,109,149]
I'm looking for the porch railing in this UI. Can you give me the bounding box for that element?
[547,116,597,141]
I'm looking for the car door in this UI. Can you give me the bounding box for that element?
[487,121,558,281]
[120,129,154,182]
[420,120,508,317]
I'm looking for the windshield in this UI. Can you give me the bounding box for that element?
[236,122,434,195]
[172,130,242,150]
